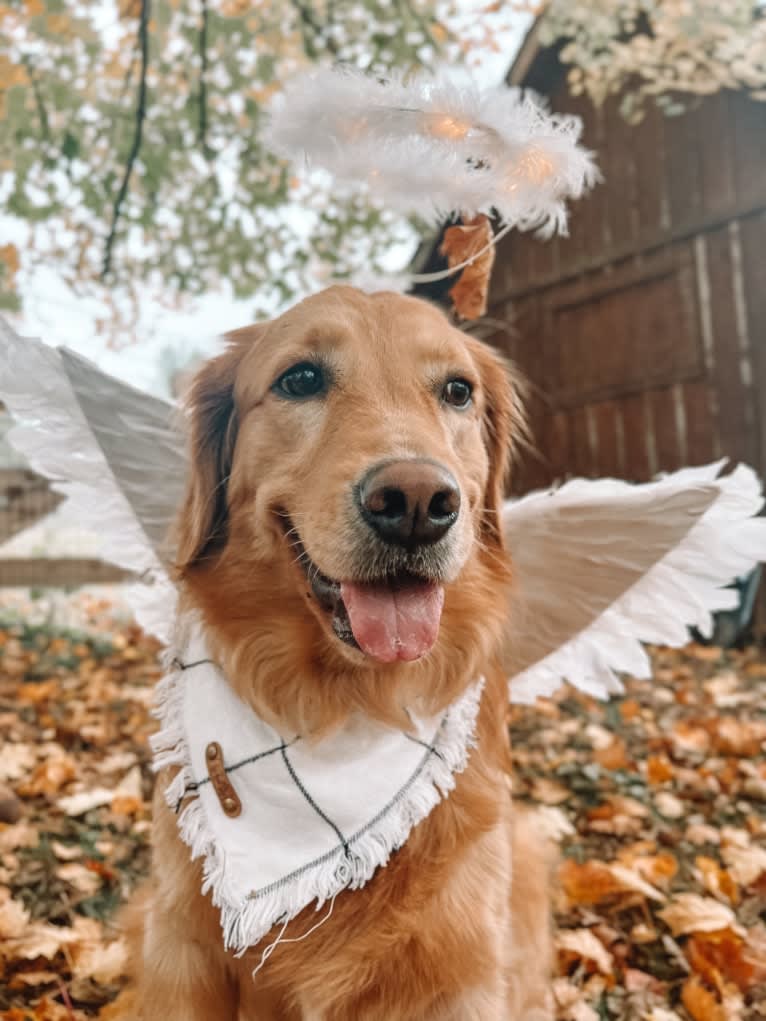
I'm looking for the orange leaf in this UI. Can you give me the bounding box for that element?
[686,927,766,994]
[18,755,77,797]
[440,214,495,320]
[681,976,726,1021]
[593,736,630,771]
[618,698,641,721]
[695,856,739,905]
[0,242,20,279]
[711,717,766,757]
[110,794,143,816]
[559,858,664,907]
[647,754,675,785]
[631,851,678,890]
[560,859,624,906]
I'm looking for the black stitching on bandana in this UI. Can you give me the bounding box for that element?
[403,732,447,763]
[280,746,350,857]
[169,657,214,673]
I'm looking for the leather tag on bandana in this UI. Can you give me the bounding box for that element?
[205,742,242,818]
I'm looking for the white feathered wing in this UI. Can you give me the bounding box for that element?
[502,463,766,703]
[0,318,181,642]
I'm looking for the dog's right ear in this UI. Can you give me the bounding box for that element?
[175,336,250,575]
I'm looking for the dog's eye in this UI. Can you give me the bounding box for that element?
[273,362,326,400]
[442,378,473,409]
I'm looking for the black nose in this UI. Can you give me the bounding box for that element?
[357,459,461,547]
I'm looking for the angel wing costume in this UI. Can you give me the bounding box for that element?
[2,316,765,951]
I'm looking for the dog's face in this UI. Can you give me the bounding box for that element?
[177,287,517,729]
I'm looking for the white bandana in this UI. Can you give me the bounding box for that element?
[151,620,484,954]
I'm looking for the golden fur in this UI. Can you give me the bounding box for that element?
[129,287,554,1020]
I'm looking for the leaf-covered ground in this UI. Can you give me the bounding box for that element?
[0,596,765,1021]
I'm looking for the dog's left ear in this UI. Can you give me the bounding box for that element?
[467,338,522,546]
[175,326,264,575]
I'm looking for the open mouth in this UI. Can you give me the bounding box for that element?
[280,517,445,664]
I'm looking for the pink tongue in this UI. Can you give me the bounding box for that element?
[339,580,445,663]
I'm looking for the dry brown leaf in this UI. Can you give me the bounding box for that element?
[654,791,685,819]
[584,723,613,750]
[0,887,31,938]
[560,859,626,906]
[568,1002,600,1021]
[7,969,60,988]
[2,997,89,1021]
[658,894,739,937]
[710,717,766,757]
[686,926,766,994]
[55,861,101,895]
[18,754,77,797]
[681,975,726,1021]
[440,214,495,320]
[618,698,641,721]
[50,840,83,862]
[57,787,115,816]
[646,754,675,785]
[672,721,711,754]
[608,863,667,901]
[111,795,143,816]
[70,935,129,984]
[593,736,630,771]
[629,852,678,890]
[630,922,659,944]
[686,822,722,846]
[695,856,738,905]
[559,858,665,907]
[721,841,766,886]
[530,777,571,805]
[1,921,80,961]
[557,927,614,975]
[0,743,37,783]
[113,765,142,800]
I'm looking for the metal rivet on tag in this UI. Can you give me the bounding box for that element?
[204,741,242,818]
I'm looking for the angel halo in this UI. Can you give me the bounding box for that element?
[265,66,600,269]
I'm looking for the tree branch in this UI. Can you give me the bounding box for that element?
[21,56,51,144]
[101,0,150,281]
[198,0,209,151]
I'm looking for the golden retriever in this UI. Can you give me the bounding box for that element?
[130,286,554,1020]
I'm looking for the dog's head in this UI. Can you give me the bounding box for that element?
[176,286,519,731]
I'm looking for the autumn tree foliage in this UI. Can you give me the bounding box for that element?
[2,0,765,318]
[0,0,451,314]
[541,0,766,121]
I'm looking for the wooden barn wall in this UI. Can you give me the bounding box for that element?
[487,79,766,496]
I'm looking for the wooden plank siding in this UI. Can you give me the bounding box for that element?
[485,71,766,493]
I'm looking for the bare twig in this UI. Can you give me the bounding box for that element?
[21,55,51,143]
[198,0,209,151]
[101,0,150,281]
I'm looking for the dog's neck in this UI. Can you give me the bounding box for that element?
[152,614,487,953]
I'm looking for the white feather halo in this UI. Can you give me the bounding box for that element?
[265,67,600,236]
